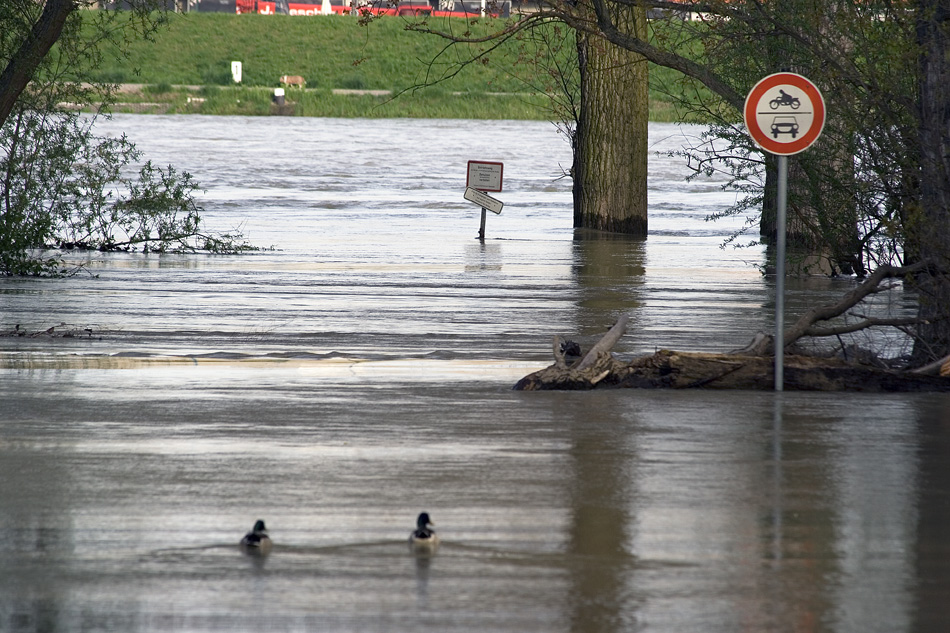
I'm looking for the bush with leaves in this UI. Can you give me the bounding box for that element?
[0,0,253,276]
[0,109,253,275]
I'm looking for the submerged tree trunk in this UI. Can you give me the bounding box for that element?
[572,0,649,235]
[761,154,862,276]
[759,2,862,276]
[763,144,862,276]
[913,0,950,362]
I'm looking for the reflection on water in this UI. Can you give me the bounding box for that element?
[572,231,646,337]
[565,402,638,633]
[1,116,949,632]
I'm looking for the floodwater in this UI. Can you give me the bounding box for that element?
[1,115,948,632]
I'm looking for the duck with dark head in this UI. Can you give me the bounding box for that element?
[240,519,272,553]
[409,512,439,551]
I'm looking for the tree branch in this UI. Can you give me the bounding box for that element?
[734,262,931,355]
[575,313,630,370]
[0,0,78,129]
[587,0,745,110]
[781,261,929,349]
[911,353,950,376]
[804,316,922,338]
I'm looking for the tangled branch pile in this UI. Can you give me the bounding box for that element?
[515,265,950,392]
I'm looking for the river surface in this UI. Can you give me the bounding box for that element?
[1,115,948,632]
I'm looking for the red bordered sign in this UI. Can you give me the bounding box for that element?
[466,161,504,192]
[743,73,825,156]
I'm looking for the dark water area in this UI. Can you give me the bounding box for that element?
[1,116,949,632]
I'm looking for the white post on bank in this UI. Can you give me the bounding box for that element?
[743,72,826,391]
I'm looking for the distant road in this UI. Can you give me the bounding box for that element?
[103,83,394,97]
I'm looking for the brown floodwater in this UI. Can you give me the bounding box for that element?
[1,116,948,632]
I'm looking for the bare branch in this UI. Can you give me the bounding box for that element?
[396,15,545,97]
[587,0,743,110]
[804,316,922,338]
[780,262,929,349]
[911,353,950,376]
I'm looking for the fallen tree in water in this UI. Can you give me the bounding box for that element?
[515,264,950,392]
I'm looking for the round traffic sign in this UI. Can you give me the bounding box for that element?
[743,72,825,155]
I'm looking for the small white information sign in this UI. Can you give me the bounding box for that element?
[466,161,504,192]
[464,187,504,214]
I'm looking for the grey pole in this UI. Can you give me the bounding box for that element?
[775,155,788,391]
[478,207,487,241]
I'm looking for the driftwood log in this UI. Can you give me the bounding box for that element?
[514,277,950,392]
[515,346,950,391]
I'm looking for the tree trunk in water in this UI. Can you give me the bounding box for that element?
[787,142,862,275]
[759,2,862,276]
[573,1,649,235]
[913,0,950,362]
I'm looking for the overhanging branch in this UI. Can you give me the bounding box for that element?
[588,0,745,110]
[0,0,78,129]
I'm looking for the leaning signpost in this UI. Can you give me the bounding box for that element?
[743,72,826,391]
[464,160,504,240]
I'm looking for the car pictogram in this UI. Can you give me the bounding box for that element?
[770,115,799,138]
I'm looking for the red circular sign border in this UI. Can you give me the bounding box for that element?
[743,72,825,156]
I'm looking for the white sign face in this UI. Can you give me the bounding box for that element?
[743,72,825,155]
[466,161,504,192]
[464,187,504,214]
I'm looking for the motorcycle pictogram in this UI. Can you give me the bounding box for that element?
[769,89,801,110]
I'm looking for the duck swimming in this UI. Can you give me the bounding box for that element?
[240,519,272,550]
[409,512,439,549]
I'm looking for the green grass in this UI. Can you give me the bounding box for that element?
[84,12,707,121]
[88,13,535,91]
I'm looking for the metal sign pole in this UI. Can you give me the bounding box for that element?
[775,155,788,391]
[465,163,504,241]
[743,73,824,391]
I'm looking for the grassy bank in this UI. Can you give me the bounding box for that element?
[85,12,691,121]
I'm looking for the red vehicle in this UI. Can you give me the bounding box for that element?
[236,0,510,17]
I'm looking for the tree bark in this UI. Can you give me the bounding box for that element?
[913,0,950,362]
[572,0,649,235]
[0,0,78,130]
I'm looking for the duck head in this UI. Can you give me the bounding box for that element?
[416,513,434,530]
